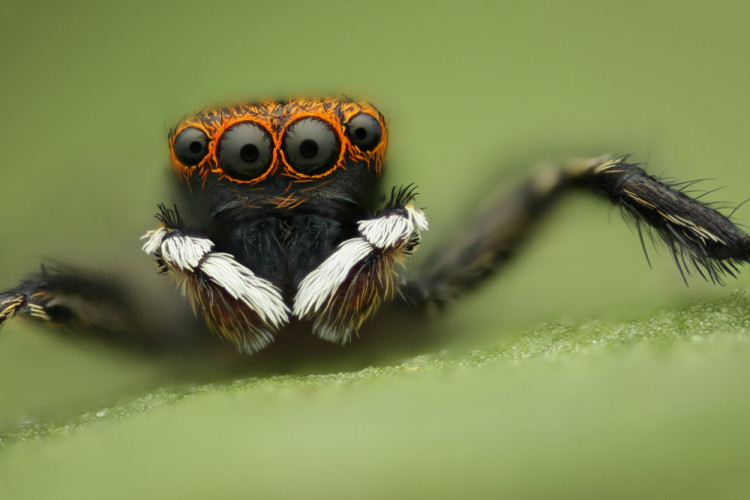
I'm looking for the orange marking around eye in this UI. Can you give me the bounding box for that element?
[277,112,347,180]
[169,98,388,184]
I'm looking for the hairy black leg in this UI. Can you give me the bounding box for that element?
[0,265,160,349]
[572,157,750,284]
[402,155,750,308]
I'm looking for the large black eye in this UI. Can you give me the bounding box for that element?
[282,117,340,175]
[345,113,382,151]
[173,127,209,166]
[218,122,274,179]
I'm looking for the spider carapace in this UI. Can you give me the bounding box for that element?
[2,97,750,354]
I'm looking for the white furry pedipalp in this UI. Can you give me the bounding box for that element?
[200,253,289,328]
[141,228,289,329]
[141,229,214,271]
[405,205,429,233]
[358,206,429,249]
[160,235,214,271]
[293,206,429,326]
[140,227,168,255]
[292,237,373,319]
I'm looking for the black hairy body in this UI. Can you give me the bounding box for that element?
[203,205,363,300]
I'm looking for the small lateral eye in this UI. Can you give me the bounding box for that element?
[218,122,274,180]
[282,117,340,175]
[173,127,209,166]
[345,113,382,151]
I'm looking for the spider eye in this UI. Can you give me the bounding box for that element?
[282,117,340,175]
[345,113,382,151]
[173,127,209,166]
[218,122,274,179]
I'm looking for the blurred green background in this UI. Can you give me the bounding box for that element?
[1,1,750,498]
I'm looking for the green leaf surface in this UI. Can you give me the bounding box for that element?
[2,293,750,499]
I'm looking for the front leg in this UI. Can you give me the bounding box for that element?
[402,154,750,309]
[141,206,290,354]
[293,187,429,343]
[0,265,144,345]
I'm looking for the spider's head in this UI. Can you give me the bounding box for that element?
[168,98,388,214]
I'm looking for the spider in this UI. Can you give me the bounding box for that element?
[1,97,749,355]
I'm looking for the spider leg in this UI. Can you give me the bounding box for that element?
[0,264,170,350]
[402,154,750,308]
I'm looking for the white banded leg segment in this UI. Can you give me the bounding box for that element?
[0,293,25,324]
[293,206,428,343]
[141,228,289,353]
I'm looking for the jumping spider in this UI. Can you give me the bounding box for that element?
[1,97,749,354]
